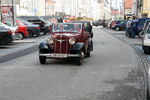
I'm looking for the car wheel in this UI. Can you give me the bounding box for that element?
[39,56,46,64]
[35,32,39,37]
[147,87,150,100]
[116,27,120,31]
[143,47,149,54]
[27,30,33,38]
[18,33,24,40]
[76,51,84,65]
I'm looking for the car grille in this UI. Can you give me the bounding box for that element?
[54,35,69,53]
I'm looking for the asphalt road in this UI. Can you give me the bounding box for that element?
[0,28,143,100]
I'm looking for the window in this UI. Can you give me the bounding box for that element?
[147,26,150,34]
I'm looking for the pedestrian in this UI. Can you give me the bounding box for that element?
[126,18,132,38]
[131,16,138,38]
[102,19,105,28]
[87,22,93,38]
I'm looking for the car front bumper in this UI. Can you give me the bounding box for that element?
[39,53,80,58]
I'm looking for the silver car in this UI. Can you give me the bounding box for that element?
[142,23,150,54]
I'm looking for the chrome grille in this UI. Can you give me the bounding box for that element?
[54,35,68,53]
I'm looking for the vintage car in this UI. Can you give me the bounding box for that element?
[38,23,93,65]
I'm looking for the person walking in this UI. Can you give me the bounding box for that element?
[126,18,132,38]
[131,16,138,38]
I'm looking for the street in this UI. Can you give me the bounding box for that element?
[0,27,146,100]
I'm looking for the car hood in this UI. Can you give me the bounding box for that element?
[9,27,17,32]
[0,27,10,32]
[52,33,80,38]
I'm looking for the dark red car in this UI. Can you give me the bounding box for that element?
[38,23,93,65]
[16,20,28,40]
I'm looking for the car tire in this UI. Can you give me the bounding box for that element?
[76,51,84,65]
[36,32,39,37]
[116,27,120,31]
[147,87,150,100]
[18,33,24,40]
[39,56,46,64]
[143,47,149,54]
[27,30,33,38]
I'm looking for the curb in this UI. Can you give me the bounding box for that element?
[0,44,38,63]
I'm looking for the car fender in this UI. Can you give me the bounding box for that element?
[38,42,49,50]
[71,43,85,51]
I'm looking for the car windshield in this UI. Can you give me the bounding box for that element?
[53,23,82,33]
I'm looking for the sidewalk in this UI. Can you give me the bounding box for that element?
[0,35,49,63]
[104,28,142,45]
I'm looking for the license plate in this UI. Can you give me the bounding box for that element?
[51,54,67,58]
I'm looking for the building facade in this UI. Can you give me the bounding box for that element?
[2,0,101,19]
[142,0,150,17]
[123,0,133,19]
[16,0,45,16]
[45,0,55,16]
[99,0,111,19]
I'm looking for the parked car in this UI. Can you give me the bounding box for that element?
[16,20,28,40]
[17,19,40,38]
[139,20,150,38]
[0,26,13,45]
[18,16,47,33]
[142,23,150,54]
[38,23,93,65]
[92,19,102,26]
[147,25,150,98]
[107,20,113,28]
[44,20,52,34]
[0,22,19,40]
[112,20,127,31]
[110,20,116,29]
[103,19,110,27]
[136,18,150,36]
[40,16,53,34]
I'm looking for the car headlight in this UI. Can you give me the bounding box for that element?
[46,37,54,44]
[69,37,76,45]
